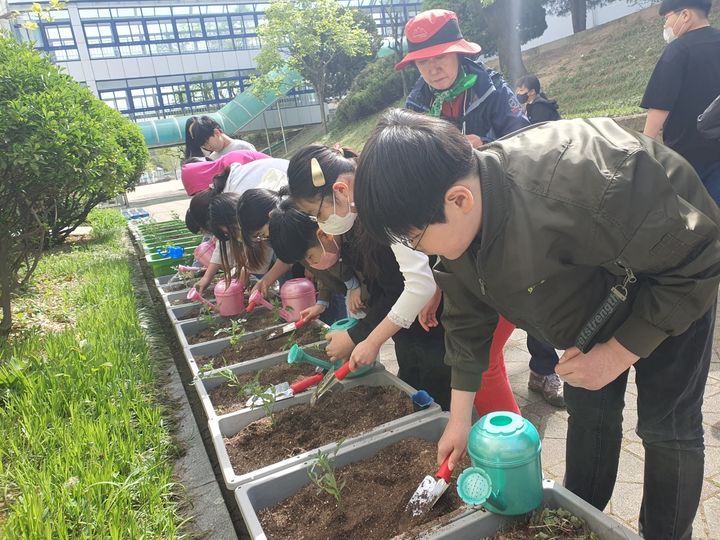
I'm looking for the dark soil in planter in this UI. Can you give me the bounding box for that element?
[491,507,600,539]
[259,438,470,540]
[188,309,281,345]
[209,362,320,415]
[225,385,413,476]
[171,290,215,306]
[177,305,203,321]
[196,325,324,370]
[162,280,199,293]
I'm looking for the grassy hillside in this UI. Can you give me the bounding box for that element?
[280,2,720,155]
[524,3,720,118]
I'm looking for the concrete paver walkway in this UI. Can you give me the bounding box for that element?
[131,180,720,538]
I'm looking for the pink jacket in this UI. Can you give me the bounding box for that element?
[181,150,270,195]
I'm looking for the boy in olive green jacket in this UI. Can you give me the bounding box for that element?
[354,108,720,539]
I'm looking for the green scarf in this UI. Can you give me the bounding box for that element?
[428,69,478,117]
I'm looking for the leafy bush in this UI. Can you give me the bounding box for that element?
[333,57,419,125]
[0,35,147,334]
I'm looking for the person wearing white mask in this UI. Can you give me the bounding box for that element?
[642,0,720,204]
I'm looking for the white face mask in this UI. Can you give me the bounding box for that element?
[663,26,677,43]
[318,191,357,235]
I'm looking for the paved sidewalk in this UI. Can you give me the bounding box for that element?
[132,180,720,538]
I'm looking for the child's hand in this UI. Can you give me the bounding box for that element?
[346,287,365,315]
[196,275,211,294]
[299,303,326,321]
[252,279,269,298]
[348,339,380,370]
[325,330,355,362]
[437,415,471,471]
[419,287,442,332]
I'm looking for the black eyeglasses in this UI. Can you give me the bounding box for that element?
[397,204,440,251]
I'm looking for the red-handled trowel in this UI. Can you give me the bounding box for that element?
[245,372,324,407]
[266,317,307,341]
[405,456,452,516]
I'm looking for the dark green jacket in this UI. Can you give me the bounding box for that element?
[433,118,720,392]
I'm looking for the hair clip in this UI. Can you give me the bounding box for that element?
[311,158,326,187]
[331,143,344,156]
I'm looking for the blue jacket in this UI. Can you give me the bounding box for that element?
[406,57,529,142]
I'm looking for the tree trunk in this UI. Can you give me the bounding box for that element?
[0,236,12,337]
[487,0,527,84]
[318,70,328,133]
[570,0,587,33]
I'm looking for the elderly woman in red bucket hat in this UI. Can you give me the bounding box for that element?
[399,9,528,147]
[397,9,537,418]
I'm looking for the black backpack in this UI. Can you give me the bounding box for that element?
[698,94,720,141]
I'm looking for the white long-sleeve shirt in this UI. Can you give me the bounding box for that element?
[387,243,436,328]
[209,158,289,271]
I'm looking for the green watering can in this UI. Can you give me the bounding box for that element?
[456,411,543,515]
[286,318,374,379]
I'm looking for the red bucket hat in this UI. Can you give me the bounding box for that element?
[395,9,482,71]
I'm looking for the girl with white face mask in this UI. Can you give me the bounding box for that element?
[285,145,443,370]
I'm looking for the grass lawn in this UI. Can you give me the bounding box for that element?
[0,210,186,539]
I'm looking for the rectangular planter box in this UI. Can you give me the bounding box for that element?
[146,251,194,277]
[154,274,175,289]
[143,235,202,253]
[421,480,642,540]
[193,340,376,421]
[183,320,326,377]
[162,288,216,310]
[213,369,441,490]
[176,311,285,350]
[168,303,205,325]
[235,413,481,539]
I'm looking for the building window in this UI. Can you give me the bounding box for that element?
[189,81,216,103]
[175,18,203,40]
[203,16,231,37]
[131,87,159,110]
[160,84,188,106]
[100,90,129,112]
[89,46,120,59]
[149,42,179,55]
[146,20,175,41]
[79,8,111,20]
[44,24,75,48]
[216,79,240,100]
[115,22,146,44]
[84,23,115,45]
[50,48,80,62]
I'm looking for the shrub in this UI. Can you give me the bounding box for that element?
[0,35,147,335]
[333,57,419,125]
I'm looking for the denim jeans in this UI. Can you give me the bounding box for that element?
[564,302,715,539]
[527,334,559,375]
[691,160,720,206]
[319,293,348,325]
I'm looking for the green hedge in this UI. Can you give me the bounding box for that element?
[333,56,419,126]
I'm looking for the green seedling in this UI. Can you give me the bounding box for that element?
[308,440,346,510]
[526,507,600,540]
[281,331,296,352]
[197,360,216,379]
[229,370,277,426]
[270,297,283,322]
[197,304,215,326]
[214,319,246,347]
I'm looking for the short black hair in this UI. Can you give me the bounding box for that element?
[185,208,202,234]
[287,144,358,203]
[268,198,320,264]
[516,74,541,93]
[354,108,476,245]
[659,0,711,16]
[184,116,222,159]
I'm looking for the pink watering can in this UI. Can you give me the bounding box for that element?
[193,239,216,267]
[177,264,206,273]
[186,278,245,317]
[246,290,274,313]
[279,278,316,322]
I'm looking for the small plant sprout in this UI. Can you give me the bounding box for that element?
[241,371,277,426]
[308,440,346,509]
[196,360,216,379]
[197,304,215,325]
[281,331,296,352]
[270,297,283,322]
[214,319,246,347]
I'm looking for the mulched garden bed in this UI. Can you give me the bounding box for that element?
[195,325,324,370]
[491,507,600,539]
[187,309,281,345]
[225,385,414,476]
[209,362,321,416]
[259,438,470,540]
